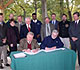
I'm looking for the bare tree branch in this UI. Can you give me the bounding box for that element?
[4,0,14,8]
[10,8,16,13]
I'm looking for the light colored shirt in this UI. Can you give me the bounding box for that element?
[27,41,31,44]
[33,20,37,23]
[19,22,22,25]
[52,20,56,25]
[0,22,3,26]
[26,24,31,28]
[0,22,2,24]
[75,20,79,24]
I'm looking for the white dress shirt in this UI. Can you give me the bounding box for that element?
[52,20,56,25]
[33,20,37,23]
[26,24,31,28]
[75,20,79,24]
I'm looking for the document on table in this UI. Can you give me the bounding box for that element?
[24,48,65,55]
[45,48,65,52]
[13,53,26,58]
[24,50,43,55]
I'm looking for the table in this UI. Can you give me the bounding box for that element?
[10,49,76,70]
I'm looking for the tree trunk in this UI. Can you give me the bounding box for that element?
[17,2,26,21]
[41,0,47,24]
[34,0,37,14]
[60,0,64,19]
[68,11,72,21]
[23,10,26,21]
[66,0,72,21]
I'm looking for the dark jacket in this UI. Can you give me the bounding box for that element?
[0,22,8,46]
[58,20,70,38]
[20,24,33,39]
[69,20,80,40]
[31,20,42,43]
[50,20,59,30]
[7,26,20,46]
[40,36,64,49]
[6,19,17,27]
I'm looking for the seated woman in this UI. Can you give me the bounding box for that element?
[7,19,20,53]
[40,30,64,50]
[18,32,40,52]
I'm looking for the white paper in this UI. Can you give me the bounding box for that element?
[24,50,43,55]
[13,53,26,58]
[24,48,65,55]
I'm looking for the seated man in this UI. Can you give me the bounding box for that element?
[18,32,40,52]
[40,30,64,49]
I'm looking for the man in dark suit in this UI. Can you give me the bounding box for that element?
[58,14,70,49]
[41,17,55,41]
[0,13,9,69]
[69,12,80,67]
[50,13,59,30]
[15,15,25,33]
[20,17,32,39]
[31,13,42,43]
[40,30,64,49]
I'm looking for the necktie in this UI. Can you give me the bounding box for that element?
[75,21,77,29]
[53,21,55,25]
[47,24,50,34]
[28,24,30,32]
[20,24,22,31]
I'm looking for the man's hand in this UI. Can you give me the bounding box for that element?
[45,46,56,51]
[25,49,31,52]
[50,46,56,50]
[22,49,27,52]
[22,49,31,52]
[72,37,78,42]
[45,47,50,51]
[37,34,40,38]
[32,48,39,53]
[2,38,6,43]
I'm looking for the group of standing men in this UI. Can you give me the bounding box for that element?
[0,11,80,68]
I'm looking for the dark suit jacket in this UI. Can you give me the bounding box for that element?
[50,20,59,30]
[18,38,40,51]
[7,26,20,46]
[41,23,55,41]
[40,36,64,49]
[0,22,8,46]
[58,20,70,38]
[15,22,25,33]
[69,20,80,40]
[31,20,42,43]
[20,24,33,39]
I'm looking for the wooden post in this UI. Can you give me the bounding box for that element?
[41,0,47,24]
